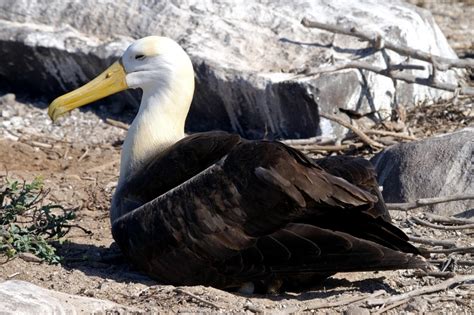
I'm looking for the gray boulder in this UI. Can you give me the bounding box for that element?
[0,280,139,314]
[0,0,460,139]
[371,128,474,216]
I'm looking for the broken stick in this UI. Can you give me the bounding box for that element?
[319,113,384,148]
[411,217,474,231]
[386,194,474,211]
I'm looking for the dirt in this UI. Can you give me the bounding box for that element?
[1,1,473,314]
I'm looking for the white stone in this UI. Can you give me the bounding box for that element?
[0,280,140,314]
[0,0,461,139]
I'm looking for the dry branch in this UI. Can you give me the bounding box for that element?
[425,213,474,226]
[174,288,223,310]
[300,18,474,96]
[301,18,474,70]
[364,129,417,141]
[367,275,474,307]
[78,148,89,162]
[408,236,456,248]
[372,298,410,315]
[411,217,474,231]
[281,136,332,146]
[296,60,474,96]
[292,142,364,152]
[319,113,384,148]
[386,194,474,211]
[296,290,385,312]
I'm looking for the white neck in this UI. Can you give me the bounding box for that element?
[118,73,194,185]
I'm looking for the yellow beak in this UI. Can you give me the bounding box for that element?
[48,61,128,122]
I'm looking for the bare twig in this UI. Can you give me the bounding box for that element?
[295,60,474,96]
[299,18,474,96]
[372,298,410,315]
[319,113,384,148]
[411,217,474,230]
[174,288,223,310]
[367,275,474,306]
[78,148,90,162]
[429,259,474,267]
[105,118,129,130]
[425,246,474,255]
[7,272,21,279]
[408,236,456,248]
[280,136,332,146]
[301,18,474,70]
[425,213,474,226]
[295,290,385,312]
[386,194,474,211]
[292,142,364,152]
[63,224,93,235]
[27,140,54,149]
[364,129,417,141]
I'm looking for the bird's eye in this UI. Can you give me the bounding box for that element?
[135,54,146,60]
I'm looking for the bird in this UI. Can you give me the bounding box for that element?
[48,36,425,293]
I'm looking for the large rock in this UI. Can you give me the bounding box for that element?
[371,128,474,216]
[0,0,461,139]
[0,280,139,314]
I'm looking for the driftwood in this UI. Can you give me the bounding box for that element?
[300,18,474,96]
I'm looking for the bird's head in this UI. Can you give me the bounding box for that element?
[48,36,194,121]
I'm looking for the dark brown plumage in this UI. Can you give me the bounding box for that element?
[112,131,425,291]
[46,36,425,293]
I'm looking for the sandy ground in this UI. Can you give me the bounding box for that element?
[0,1,473,313]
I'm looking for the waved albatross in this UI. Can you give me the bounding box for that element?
[48,36,425,292]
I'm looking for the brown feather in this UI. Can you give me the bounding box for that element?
[112,131,425,290]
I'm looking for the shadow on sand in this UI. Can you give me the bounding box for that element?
[57,241,397,301]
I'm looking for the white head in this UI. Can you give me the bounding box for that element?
[119,37,195,184]
[48,36,195,183]
[122,36,194,96]
[48,36,196,222]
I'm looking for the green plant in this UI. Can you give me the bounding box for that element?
[0,177,76,264]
